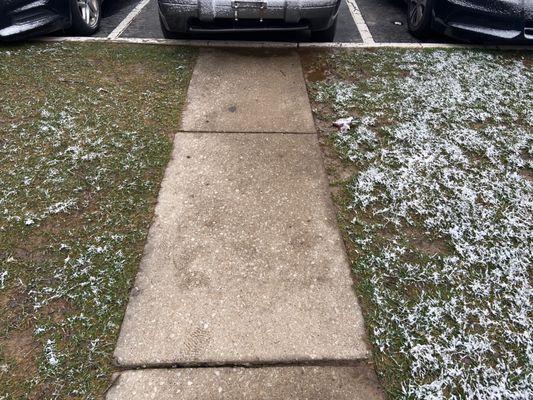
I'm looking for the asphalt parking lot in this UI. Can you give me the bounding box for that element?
[81,0,440,43]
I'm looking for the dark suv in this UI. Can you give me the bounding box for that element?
[407,0,533,43]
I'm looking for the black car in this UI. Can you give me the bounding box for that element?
[0,0,102,41]
[407,0,533,43]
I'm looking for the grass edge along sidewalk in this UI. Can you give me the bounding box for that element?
[302,48,533,399]
[0,42,196,399]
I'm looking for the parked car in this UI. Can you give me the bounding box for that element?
[407,0,533,43]
[0,0,102,41]
[158,0,341,41]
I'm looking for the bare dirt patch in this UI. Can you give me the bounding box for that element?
[405,227,451,256]
[0,328,39,377]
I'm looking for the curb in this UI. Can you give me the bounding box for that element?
[35,36,533,51]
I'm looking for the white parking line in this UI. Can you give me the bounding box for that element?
[345,0,375,44]
[108,0,152,39]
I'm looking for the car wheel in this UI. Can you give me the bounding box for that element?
[159,16,187,39]
[69,0,101,35]
[311,18,337,42]
[407,0,433,38]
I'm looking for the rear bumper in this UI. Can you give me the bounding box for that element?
[158,0,339,33]
[0,0,70,41]
[433,0,533,43]
[188,19,310,33]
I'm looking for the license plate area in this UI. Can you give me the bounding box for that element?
[232,1,267,10]
[231,1,267,21]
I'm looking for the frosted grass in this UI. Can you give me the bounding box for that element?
[312,50,532,399]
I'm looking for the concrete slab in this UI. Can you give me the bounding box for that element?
[114,133,368,366]
[180,49,316,133]
[106,365,385,400]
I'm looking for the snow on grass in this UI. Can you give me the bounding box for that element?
[0,43,195,399]
[309,50,532,399]
[0,271,6,290]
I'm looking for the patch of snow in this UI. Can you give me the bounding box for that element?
[0,271,7,290]
[44,339,59,367]
[47,199,77,215]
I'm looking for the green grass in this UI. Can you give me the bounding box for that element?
[301,49,532,399]
[0,42,196,399]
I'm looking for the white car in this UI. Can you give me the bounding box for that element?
[158,0,341,41]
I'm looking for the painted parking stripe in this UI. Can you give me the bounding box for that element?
[345,0,374,44]
[108,0,152,39]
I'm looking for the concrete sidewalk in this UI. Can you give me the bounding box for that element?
[180,49,316,133]
[108,48,383,399]
[107,365,382,399]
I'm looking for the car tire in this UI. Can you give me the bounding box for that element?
[407,0,433,38]
[69,0,101,36]
[311,18,337,42]
[159,16,188,39]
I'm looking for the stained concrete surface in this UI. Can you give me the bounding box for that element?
[113,133,369,367]
[180,49,316,133]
